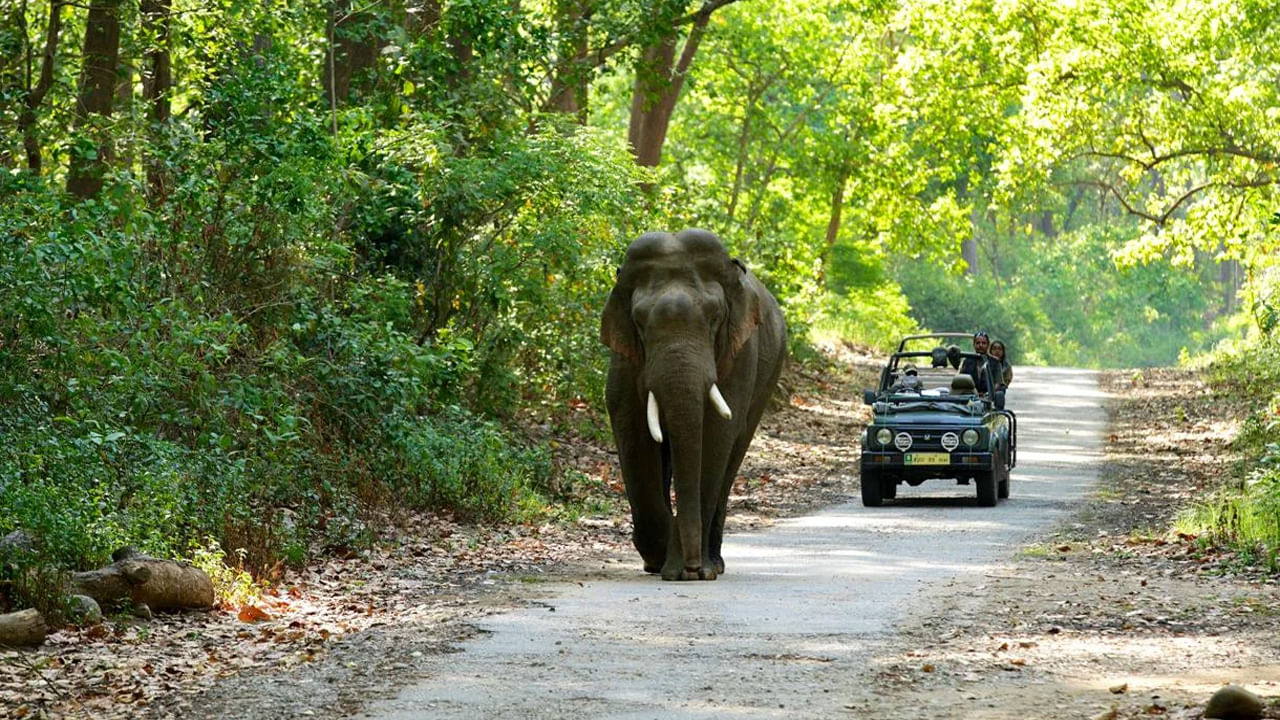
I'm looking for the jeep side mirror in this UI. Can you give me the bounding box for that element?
[863,389,877,405]
[993,389,1006,410]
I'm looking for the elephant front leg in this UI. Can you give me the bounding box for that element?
[708,433,753,576]
[660,522,715,580]
[622,445,669,574]
[609,378,670,574]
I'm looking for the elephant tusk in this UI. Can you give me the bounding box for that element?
[709,384,732,420]
[646,391,664,443]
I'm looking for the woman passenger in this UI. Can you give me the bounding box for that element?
[988,340,1013,391]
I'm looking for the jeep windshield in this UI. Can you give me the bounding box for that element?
[869,344,1002,415]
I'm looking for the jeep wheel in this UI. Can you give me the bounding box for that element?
[861,472,883,507]
[882,479,897,500]
[997,457,1010,499]
[975,470,997,507]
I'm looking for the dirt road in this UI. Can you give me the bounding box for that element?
[154,364,1277,720]
[355,368,1108,719]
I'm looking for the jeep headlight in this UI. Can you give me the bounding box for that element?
[875,428,893,446]
[961,429,980,446]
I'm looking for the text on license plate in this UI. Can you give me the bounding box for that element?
[904,452,950,466]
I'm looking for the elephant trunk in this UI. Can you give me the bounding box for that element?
[644,347,731,576]
[654,383,706,577]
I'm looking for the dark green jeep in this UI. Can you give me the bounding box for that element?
[859,333,1017,507]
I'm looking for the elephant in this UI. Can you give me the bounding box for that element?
[601,229,787,580]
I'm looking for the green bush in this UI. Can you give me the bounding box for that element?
[1176,335,1280,569]
[809,285,921,353]
[0,107,650,606]
[895,264,1030,358]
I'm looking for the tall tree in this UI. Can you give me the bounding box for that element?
[628,0,741,167]
[325,0,385,111]
[542,0,591,121]
[16,0,64,173]
[140,0,171,199]
[67,0,123,199]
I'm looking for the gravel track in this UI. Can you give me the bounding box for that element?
[358,367,1108,719]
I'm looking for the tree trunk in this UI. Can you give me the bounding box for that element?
[67,0,123,199]
[726,81,767,222]
[628,12,711,168]
[962,193,982,276]
[141,0,172,200]
[0,609,48,647]
[543,0,590,122]
[1035,209,1055,237]
[325,0,383,108]
[824,173,847,249]
[819,166,850,284]
[0,2,27,168]
[19,0,64,173]
[984,219,1001,291]
[1220,256,1240,314]
[960,237,979,275]
[71,548,214,611]
[113,57,133,170]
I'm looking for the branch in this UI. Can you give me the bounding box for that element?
[336,0,385,24]
[1073,143,1280,171]
[1065,175,1275,226]
[586,0,747,69]
[674,0,746,26]
[1068,179,1160,223]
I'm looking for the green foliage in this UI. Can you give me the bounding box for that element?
[0,109,645,591]
[377,409,553,522]
[6,0,1280,592]
[1175,335,1280,569]
[895,266,1030,360]
[890,223,1233,368]
[810,285,920,354]
[341,118,648,415]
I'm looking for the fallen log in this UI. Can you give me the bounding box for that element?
[0,609,48,647]
[71,548,214,612]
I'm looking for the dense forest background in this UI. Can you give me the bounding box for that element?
[2,0,1278,600]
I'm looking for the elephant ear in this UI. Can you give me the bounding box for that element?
[601,282,642,365]
[716,258,761,380]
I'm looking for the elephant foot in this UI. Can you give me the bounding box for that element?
[712,556,725,575]
[643,562,662,574]
[660,563,717,581]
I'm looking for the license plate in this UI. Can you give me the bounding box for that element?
[904,452,950,466]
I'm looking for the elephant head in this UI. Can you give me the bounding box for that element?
[603,229,761,426]
[601,229,785,580]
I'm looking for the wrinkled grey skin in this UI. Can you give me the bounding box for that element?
[601,229,787,580]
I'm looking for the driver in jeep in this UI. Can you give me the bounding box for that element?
[957,330,992,394]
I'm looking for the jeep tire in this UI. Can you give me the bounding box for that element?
[861,471,883,507]
[997,456,1010,499]
[976,469,998,507]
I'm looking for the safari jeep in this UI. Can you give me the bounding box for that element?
[859,333,1017,507]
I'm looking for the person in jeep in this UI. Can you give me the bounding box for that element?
[989,339,1013,391]
[958,330,992,393]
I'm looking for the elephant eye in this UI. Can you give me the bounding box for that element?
[703,287,727,319]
